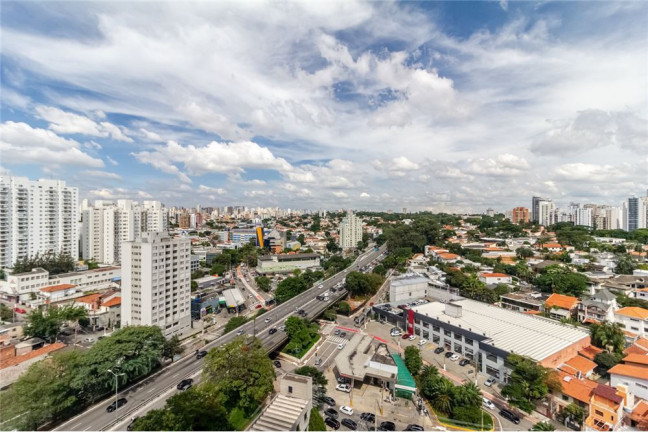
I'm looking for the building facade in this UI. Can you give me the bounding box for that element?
[339,210,363,249]
[0,176,78,269]
[512,207,530,224]
[256,253,321,274]
[121,232,191,337]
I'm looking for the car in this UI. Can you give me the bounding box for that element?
[339,332,346,338]
[337,377,349,384]
[482,397,496,410]
[325,408,339,418]
[106,397,127,412]
[459,358,470,366]
[84,337,95,343]
[177,378,193,391]
[334,329,341,336]
[450,354,460,362]
[248,294,253,298]
[434,347,444,354]
[314,357,322,366]
[325,417,341,430]
[318,284,324,289]
[98,336,105,340]
[196,350,207,359]
[360,413,375,423]
[322,396,336,406]
[337,343,344,350]
[485,377,497,387]
[405,425,424,431]
[264,317,271,323]
[341,418,357,430]
[336,384,351,393]
[401,333,410,340]
[273,360,282,368]
[268,328,277,335]
[499,408,520,424]
[378,421,396,431]
[408,334,415,341]
[13,307,26,314]
[444,351,454,358]
[279,325,286,331]
[126,416,139,431]
[236,329,245,335]
[297,309,305,315]
[339,405,353,415]
[417,339,427,346]
[390,331,401,337]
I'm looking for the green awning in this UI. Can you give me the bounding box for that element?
[390,353,417,396]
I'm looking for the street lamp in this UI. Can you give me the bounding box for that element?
[106,369,125,418]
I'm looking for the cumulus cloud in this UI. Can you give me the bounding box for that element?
[139,128,162,141]
[197,185,226,195]
[467,153,529,177]
[81,170,122,180]
[35,106,133,142]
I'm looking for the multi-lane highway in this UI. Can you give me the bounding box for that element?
[54,245,386,431]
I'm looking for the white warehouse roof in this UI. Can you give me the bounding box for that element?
[411,299,589,362]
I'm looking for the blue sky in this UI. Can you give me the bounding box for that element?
[1,1,646,212]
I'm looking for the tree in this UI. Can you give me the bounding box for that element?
[24,305,87,342]
[336,301,351,316]
[294,366,328,386]
[308,407,327,431]
[275,276,308,303]
[404,346,422,376]
[255,276,271,292]
[345,271,384,297]
[493,284,511,298]
[452,382,481,409]
[0,303,14,321]
[590,322,625,354]
[502,354,559,413]
[427,376,455,415]
[202,338,275,412]
[534,266,588,297]
[594,352,623,375]
[559,403,586,426]
[284,317,319,355]
[531,421,556,431]
[615,254,636,275]
[297,234,306,245]
[162,335,185,362]
[224,316,249,333]
[373,264,387,277]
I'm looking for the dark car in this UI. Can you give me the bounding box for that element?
[322,396,336,406]
[126,417,139,431]
[434,347,444,354]
[297,309,305,315]
[269,328,277,335]
[459,359,470,366]
[177,378,193,391]
[341,418,357,430]
[360,413,375,423]
[339,332,346,338]
[106,397,127,412]
[196,350,207,359]
[445,351,454,358]
[378,421,396,431]
[324,408,339,419]
[273,360,282,368]
[401,333,410,339]
[499,409,521,424]
[405,425,424,431]
[325,417,341,430]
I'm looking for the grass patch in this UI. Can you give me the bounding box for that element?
[282,334,321,359]
[437,410,494,431]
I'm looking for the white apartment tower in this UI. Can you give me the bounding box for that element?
[339,210,363,249]
[81,199,168,265]
[537,200,555,226]
[120,232,191,337]
[0,176,78,269]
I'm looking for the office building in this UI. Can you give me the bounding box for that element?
[532,196,545,223]
[339,210,363,249]
[511,207,529,224]
[257,253,320,274]
[0,176,78,269]
[81,200,168,265]
[121,232,191,337]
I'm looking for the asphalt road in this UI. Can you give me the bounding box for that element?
[54,245,386,431]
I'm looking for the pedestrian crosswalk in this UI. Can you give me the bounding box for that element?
[327,336,349,345]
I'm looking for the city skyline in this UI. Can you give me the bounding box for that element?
[1,1,647,211]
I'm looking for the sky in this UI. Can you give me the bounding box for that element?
[1,1,647,213]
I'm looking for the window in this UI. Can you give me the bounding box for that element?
[288,386,293,394]
[594,410,603,417]
[486,353,497,362]
[454,333,461,341]
[444,329,451,336]
[465,337,474,345]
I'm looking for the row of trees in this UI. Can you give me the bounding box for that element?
[501,354,561,413]
[274,269,324,303]
[12,252,76,275]
[24,304,89,342]
[344,271,384,297]
[0,326,167,430]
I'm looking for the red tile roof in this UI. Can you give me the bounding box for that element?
[579,345,604,361]
[75,293,102,304]
[480,273,510,278]
[0,342,66,370]
[608,364,648,380]
[102,297,121,308]
[623,353,648,366]
[594,384,624,404]
[545,293,579,310]
[40,284,76,293]
[558,371,598,403]
[561,355,597,376]
[616,307,648,320]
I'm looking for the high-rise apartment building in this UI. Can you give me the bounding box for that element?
[538,200,555,226]
[339,210,363,249]
[81,199,168,265]
[625,196,648,232]
[531,196,545,223]
[121,232,191,337]
[511,207,529,224]
[0,176,78,269]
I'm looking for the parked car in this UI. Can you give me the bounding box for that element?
[341,418,357,430]
[482,397,496,410]
[417,339,427,346]
[408,334,416,341]
[499,409,520,424]
[325,408,339,418]
[450,354,460,362]
[126,416,139,431]
[401,334,410,340]
[445,351,454,358]
[84,337,95,343]
[405,425,424,431]
[273,360,282,368]
[177,378,193,391]
[236,329,245,335]
[322,396,336,406]
[337,377,349,384]
[196,350,207,359]
[337,343,344,350]
[340,405,353,415]
[325,417,341,430]
[360,413,375,423]
[459,358,470,366]
[339,332,346,338]
[334,329,341,336]
[268,328,277,335]
[378,421,396,431]
[336,384,351,393]
[106,397,127,412]
[13,307,26,314]
[434,347,444,354]
[485,377,497,387]
[255,304,262,309]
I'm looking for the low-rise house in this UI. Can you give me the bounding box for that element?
[578,289,618,324]
[545,293,579,320]
[615,307,648,338]
[436,253,459,264]
[250,373,312,431]
[608,363,648,402]
[553,371,598,423]
[584,384,624,431]
[500,291,546,313]
[560,355,598,379]
[0,340,66,388]
[622,353,648,368]
[478,272,512,285]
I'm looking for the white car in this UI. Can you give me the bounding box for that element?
[318,284,324,289]
[248,294,253,298]
[337,343,344,350]
[340,406,354,416]
[450,354,460,362]
[408,335,416,341]
[417,339,428,346]
[484,377,497,387]
[336,384,351,393]
[264,317,271,323]
[84,337,95,343]
[482,397,495,410]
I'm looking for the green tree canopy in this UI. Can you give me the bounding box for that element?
[224,316,249,333]
[254,276,271,292]
[501,354,560,413]
[294,366,328,387]
[404,346,422,376]
[162,335,185,362]
[12,252,75,275]
[531,421,556,431]
[308,407,326,431]
[590,322,625,354]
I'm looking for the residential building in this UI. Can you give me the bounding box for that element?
[0,176,78,269]
[553,371,598,426]
[625,196,648,232]
[256,253,320,274]
[615,307,648,338]
[578,289,618,324]
[231,228,260,246]
[478,272,512,285]
[584,385,625,431]
[389,273,429,302]
[339,210,363,249]
[500,291,546,313]
[559,355,597,379]
[545,293,579,320]
[250,373,312,431]
[121,232,191,337]
[538,200,556,226]
[512,207,530,224]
